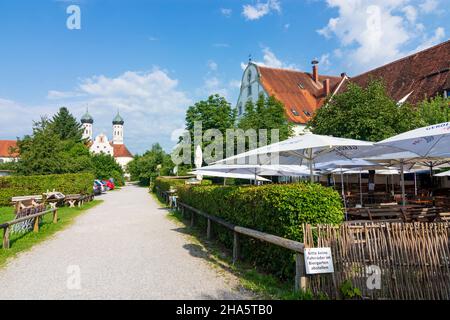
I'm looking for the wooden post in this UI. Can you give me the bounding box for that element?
[207,218,212,240]
[295,253,308,292]
[233,231,240,264]
[33,217,40,233]
[52,209,58,224]
[3,227,10,249]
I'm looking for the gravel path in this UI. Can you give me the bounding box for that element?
[0,185,250,300]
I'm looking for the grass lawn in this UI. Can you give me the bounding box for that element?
[0,200,102,267]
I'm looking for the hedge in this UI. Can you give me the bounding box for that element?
[0,173,95,206]
[177,183,344,279]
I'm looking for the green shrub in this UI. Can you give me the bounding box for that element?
[152,177,212,193]
[0,173,94,206]
[177,183,344,279]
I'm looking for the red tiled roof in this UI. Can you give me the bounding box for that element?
[109,143,133,158]
[341,40,450,104]
[256,65,342,124]
[0,140,19,158]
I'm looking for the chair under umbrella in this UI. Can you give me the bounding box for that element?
[356,122,450,205]
[189,170,271,182]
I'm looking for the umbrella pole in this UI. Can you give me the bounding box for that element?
[308,149,314,184]
[400,161,406,206]
[359,172,363,207]
[340,166,347,219]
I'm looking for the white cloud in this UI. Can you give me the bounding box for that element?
[0,69,192,153]
[402,5,418,23]
[414,27,446,51]
[207,60,218,72]
[319,53,332,70]
[317,0,446,73]
[0,98,55,139]
[220,8,232,17]
[242,0,281,21]
[213,43,230,48]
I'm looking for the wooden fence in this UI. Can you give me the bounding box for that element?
[157,189,308,291]
[303,222,450,300]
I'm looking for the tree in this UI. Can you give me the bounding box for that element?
[309,79,424,141]
[417,96,450,125]
[181,94,236,165]
[127,143,173,185]
[49,107,83,141]
[238,94,293,143]
[185,94,236,135]
[91,153,125,186]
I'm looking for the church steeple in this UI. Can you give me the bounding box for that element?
[112,111,124,144]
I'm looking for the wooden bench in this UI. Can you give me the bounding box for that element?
[347,207,406,222]
[11,195,43,213]
[402,207,442,222]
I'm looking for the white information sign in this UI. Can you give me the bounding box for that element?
[304,248,334,274]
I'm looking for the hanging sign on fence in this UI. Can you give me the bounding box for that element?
[304,248,334,274]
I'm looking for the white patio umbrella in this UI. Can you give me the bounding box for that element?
[215,133,374,183]
[358,122,450,205]
[435,170,450,177]
[189,170,271,182]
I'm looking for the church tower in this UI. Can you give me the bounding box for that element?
[81,109,94,141]
[112,111,124,145]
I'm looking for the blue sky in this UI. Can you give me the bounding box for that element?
[0,0,448,154]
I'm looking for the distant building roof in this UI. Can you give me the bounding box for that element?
[340,40,450,104]
[81,110,94,124]
[0,140,19,158]
[109,143,133,158]
[254,64,343,124]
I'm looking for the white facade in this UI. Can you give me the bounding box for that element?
[90,133,114,156]
[113,124,124,144]
[236,63,306,136]
[116,156,133,169]
[236,63,268,118]
[82,123,93,141]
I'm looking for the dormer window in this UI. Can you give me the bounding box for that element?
[291,108,299,116]
[303,110,312,117]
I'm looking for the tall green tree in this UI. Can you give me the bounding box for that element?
[309,79,424,141]
[238,94,293,143]
[417,96,450,125]
[49,107,83,141]
[185,94,236,135]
